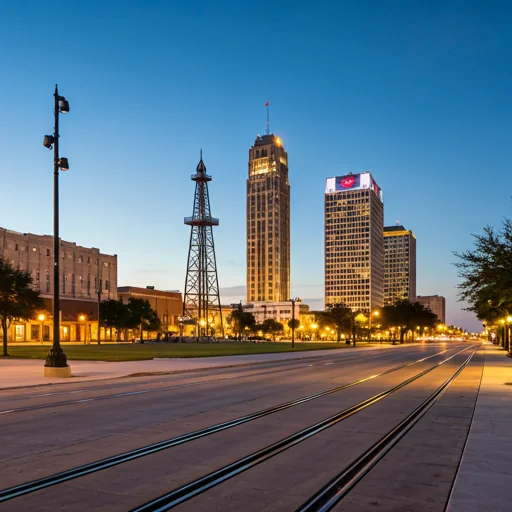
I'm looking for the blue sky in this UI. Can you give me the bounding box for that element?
[1,1,511,331]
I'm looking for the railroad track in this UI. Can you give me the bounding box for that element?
[127,345,475,511]
[0,348,405,414]
[0,346,453,503]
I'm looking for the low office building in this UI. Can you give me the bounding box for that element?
[0,227,117,342]
[117,286,183,333]
[243,301,308,324]
[417,295,446,324]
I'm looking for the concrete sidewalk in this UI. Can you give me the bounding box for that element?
[447,342,512,512]
[0,345,394,390]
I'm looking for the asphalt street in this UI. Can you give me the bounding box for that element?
[0,343,482,511]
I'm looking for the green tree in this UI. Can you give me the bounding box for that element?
[381,299,438,344]
[126,297,161,342]
[100,299,129,341]
[287,319,300,330]
[261,319,283,341]
[227,306,256,338]
[454,219,512,327]
[318,303,355,343]
[0,257,44,356]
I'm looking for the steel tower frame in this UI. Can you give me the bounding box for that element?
[183,154,223,336]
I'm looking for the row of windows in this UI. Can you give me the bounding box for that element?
[9,244,111,266]
[33,271,109,295]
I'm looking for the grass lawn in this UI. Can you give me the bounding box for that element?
[3,342,351,362]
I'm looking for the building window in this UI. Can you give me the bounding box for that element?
[105,280,109,291]
[46,248,50,257]
[15,244,18,251]
[46,270,50,293]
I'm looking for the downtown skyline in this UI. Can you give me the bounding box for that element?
[2,1,512,332]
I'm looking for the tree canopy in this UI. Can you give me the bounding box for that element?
[261,318,283,341]
[454,219,512,324]
[316,303,357,342]
[380,299,438,343]
[0,257,44,356]
[227,307,256,336]
[99,297,161,341]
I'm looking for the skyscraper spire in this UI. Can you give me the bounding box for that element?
[265,99,270,135]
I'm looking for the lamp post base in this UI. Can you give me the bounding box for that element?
[44,347,71,377]
[44,365,72,378]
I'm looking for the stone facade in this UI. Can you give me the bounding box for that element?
[0,227,117,342]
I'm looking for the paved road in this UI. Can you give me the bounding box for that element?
[0,343,486,511]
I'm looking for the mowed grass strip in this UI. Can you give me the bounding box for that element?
[4,342,350,362]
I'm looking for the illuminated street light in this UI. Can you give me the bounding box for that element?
[43,85,71,378]
[368,310,380,342]
[38,314,46,322]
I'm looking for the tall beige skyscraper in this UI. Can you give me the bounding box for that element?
[247,134,290,302]
[384,225,417,304]
[324,172,384,312]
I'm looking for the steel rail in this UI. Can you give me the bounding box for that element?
[0,347,451,503]
[128,346,473,511]
[0,348,403,412]
[296,347,479,512]
[0,357,343,415]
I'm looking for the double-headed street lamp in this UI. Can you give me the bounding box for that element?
[43,85,71,378]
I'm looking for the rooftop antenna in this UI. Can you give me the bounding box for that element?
[265,98,270,135]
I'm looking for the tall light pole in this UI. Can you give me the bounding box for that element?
[289,297,300,348]
[43,85,71,378]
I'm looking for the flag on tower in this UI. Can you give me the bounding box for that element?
[264,99,269,107]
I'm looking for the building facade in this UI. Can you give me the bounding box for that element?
[117,286,183,333]
[417,295,446,324]
[243,300,308,325]
[384,225,417,304]
[0,227,117,342]
[324,172,384,312]
[247,134,290,302]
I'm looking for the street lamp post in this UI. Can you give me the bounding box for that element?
[289,297,300,348]
[38,314,45,343]
[507,317,512,357]
[368,310,379,342]
[97,288,102,344]
[43,85,71,378]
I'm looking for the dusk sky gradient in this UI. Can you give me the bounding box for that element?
[1,1,511,331]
